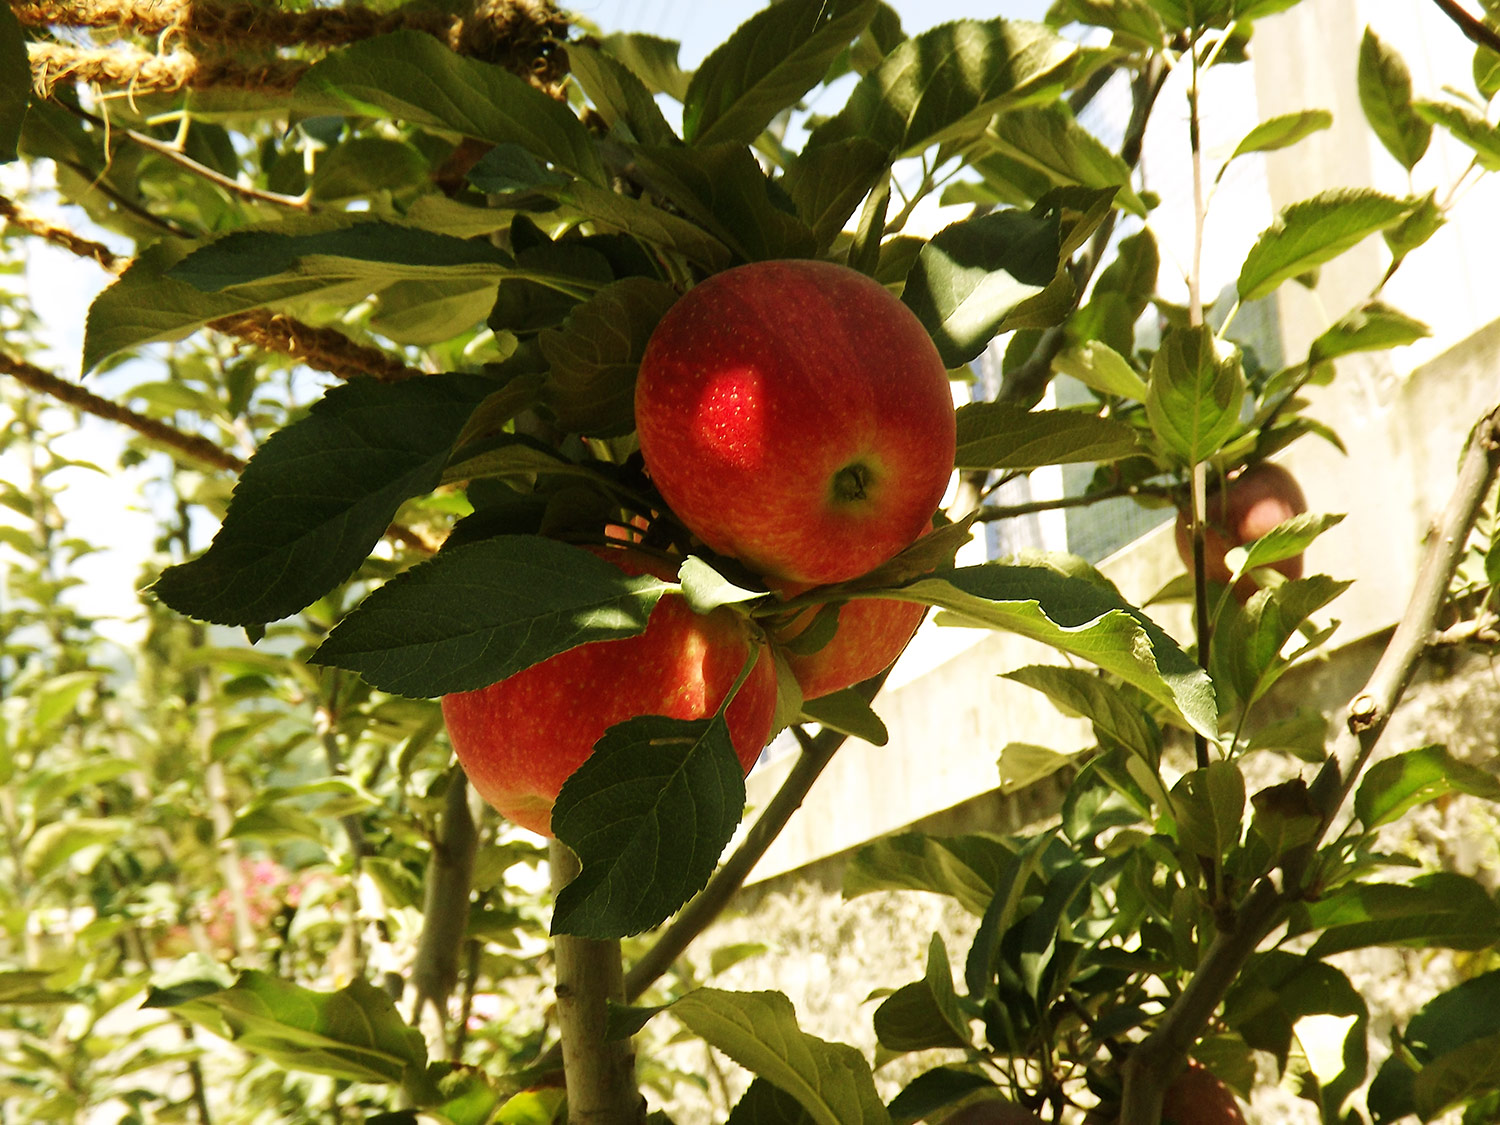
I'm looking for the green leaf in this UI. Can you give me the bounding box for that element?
[297,31,605,185]
[887,1069,998,1125]
[888,557,1217,737]
[901,208,1064,367]
[309,537,671,697]
[1309,300,1430,363]
[996,742,1078,791]
[1211,576,1350,706]
[0,971,73,1006]
[628,143,817,262]
[982,104,1147,215]
[1145,325,1245,465]
[1225,109,1332,167]
[0,2,28,164]
[1004,665,1157,758]
[810,19,1078,158]
[551,713,746,938]
[311,136,427,201]
[557,182,734,271]
[1384,190,1446,265]
[144,972,430,1091]
[782,139,891,251]
[29,670,99,733]
[1248,778,1320,858]
[598,32,690,101]
[1046,0,1166,49]
[152,374,493,626]
[537,277,678,436]
[1243,709,1328,761]
[873,935,970,1052]
[22,818,126,880]
[1227,512,1344,578]
[684,0,878,147]
[1413,1032,1500,1121]
[567,43,678,146]
[1358,29,1432,171]
[1476,43,1500,100]
[369,279,497,346]
[1414,98,1500,170]
[954,403,1139,470]
[799,690,889,746]
[728,1078,818,1125]
[962,830,1054,995]
[168,221,517,292]
[1237,189,1414,302]
[1170,761,1245,860]
[844,832,1022,916]
[672,990,891,1125]
[1355,744,1500,830]
[1303,873,1500,957]
[1052,341,1150,401]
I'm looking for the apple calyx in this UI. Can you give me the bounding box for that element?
[832,462,875,504]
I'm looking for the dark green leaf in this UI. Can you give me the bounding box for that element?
[370,279,496,346]
[598,32,690,101]
[963,830,1054,995]
[1413,1033,1500,1121]
[901,208,1063,367]
[298,31,605,185]
[629,143,816,262]
[799,690,889,746]
[782,139,890,251]
[0,2,29,163]
[685,0,878,147]
[1170,761,1245,860]
[1248,778,1320,857]
[310,537,671,697]
[311,136,427,200]
[1223,952,1366,1079]
[551,713,745,938]
[1309,300,1430,363]
[1145,325,1245,465]
[671,990,891,1125]
[567,43,678,146]
[954,403,1139,469]
[844,832,1022,915]
[1355,744,1500,830]
[488,239,614,335]
[557,182,734,270]
[537,277,678,436]
[1244,709,1329,761]
[1358,29,1432,171]
[873,935,970,1052]
[1237,189,1414,302]
[465,143,571,193]
[728,1078,818,1125]
[983,104,1147,215]
[168,221,515,292]
[887,1068,997,1125]
[145,972,430,1091]
[1303,873,1500,957]
[893,557,1217,736]
[154,374,495,625]
[810,19,1078,158]
[1414,98,1500,170]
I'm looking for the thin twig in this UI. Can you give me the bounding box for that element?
[1430,0,1500,56]
[60,101,312,210]
[0,193,124,271]
[971,481,1174,524]
[1,349,247,471]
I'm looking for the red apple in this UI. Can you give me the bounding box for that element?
[1173,461,1307,602]
[440,548,778,836]
[1160,1062,1247,1125]
[634,259,956,586]
[772,592,926,701]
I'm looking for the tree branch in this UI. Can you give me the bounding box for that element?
[1118,402,1500,1125]
[0,349,246,471]
[1429,0,1500,56]
[0,193,123,271]
[550,841,643,1124]
[410,770,481,1055]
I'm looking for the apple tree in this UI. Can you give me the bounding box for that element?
[4,0,1500,1123]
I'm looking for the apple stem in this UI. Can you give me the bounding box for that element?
[549,841,643,1124]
